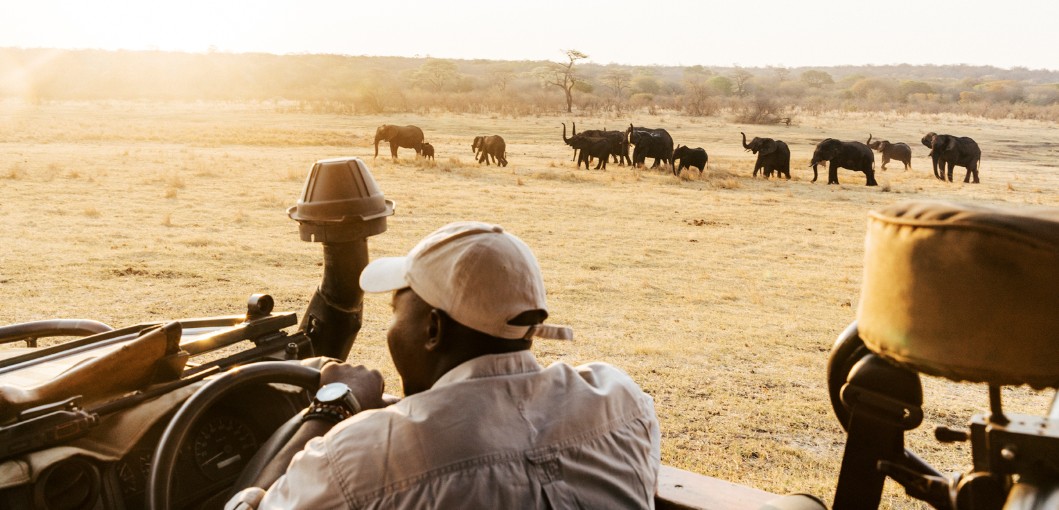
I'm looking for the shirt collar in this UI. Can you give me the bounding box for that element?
[431,350,542,390]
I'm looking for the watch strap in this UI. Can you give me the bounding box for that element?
[302,402,354,425]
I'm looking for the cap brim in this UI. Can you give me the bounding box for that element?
[359,256,410,293]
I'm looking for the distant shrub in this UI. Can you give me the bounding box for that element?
[732,96,791,125]
[4,163,23,180]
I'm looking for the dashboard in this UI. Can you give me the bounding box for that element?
[1,383,307,510]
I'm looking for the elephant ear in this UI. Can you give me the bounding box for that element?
[760,139,777,156]
[945,137,957,151]
[880,141,890,150]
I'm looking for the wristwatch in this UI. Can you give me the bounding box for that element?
[303,382,362,425]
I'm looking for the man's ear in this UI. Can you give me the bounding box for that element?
[426,309,444,352]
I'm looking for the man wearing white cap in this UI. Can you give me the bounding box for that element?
[228,221,661,509]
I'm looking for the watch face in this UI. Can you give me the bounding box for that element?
[316,382,351,403]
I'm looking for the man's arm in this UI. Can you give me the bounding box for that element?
[247,420,334,491]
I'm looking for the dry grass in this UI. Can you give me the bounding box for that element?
[1,101,1057,507]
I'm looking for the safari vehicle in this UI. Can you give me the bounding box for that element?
[1,158,1056,510]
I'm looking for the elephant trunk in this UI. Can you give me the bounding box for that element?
[572,122,577,136]
[809,156,820,182]
[741,132,750,151]
[373,135,382,159]
[562,123,569,144]
[867,133,872,145]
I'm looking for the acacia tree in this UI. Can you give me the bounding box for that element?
[801,69,834,88]
[536,49,588,113]
[489,64,516,92]
[414,59,459,92]
[601,68,632,102]
[730,68,754,97]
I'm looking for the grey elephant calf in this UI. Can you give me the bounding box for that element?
[472,135,508,167]
[421,142,435,161]
[866,134,912,171]
[672,145,708,176]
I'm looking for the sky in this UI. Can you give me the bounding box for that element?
[2,0,1057,70]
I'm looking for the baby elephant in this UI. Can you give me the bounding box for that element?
[472,135,508,167]
[866,134,911,171]
[421,142,435,161]
[672,145,708,176]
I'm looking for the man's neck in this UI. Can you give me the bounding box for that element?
[414,338,532,395]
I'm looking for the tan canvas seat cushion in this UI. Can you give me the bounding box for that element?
[857,201,1059,389]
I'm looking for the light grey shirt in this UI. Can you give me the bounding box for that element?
[227,350,661,509]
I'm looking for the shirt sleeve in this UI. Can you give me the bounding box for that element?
[224,487,265,510]
[645,393,662,490]
[255,434,347,510]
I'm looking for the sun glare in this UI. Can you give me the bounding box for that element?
[1,1,1056,69]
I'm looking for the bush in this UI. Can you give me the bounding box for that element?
[732,96,790,125]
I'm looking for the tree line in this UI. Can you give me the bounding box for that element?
[1,48,1058,122]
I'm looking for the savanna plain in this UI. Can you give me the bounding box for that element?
[1,101,1057,508]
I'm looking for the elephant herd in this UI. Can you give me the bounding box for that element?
[561,123,628,170]
[372,124,508,167]
[802,132,980,186]
[566,124,980,186]
[372,123,981,185]
[562,123,709,175]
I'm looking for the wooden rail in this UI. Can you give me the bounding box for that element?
[656,465,778,510]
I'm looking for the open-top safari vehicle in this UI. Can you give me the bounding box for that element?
[1,159,1056,510]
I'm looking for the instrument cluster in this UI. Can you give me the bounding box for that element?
[7,383,306,510]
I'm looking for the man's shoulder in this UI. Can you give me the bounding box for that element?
[569,360,631,376]
[553,360,642,388]
[324,358,651,443]
[542,360,654,411]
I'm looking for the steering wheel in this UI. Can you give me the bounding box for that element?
[147,361,320,510]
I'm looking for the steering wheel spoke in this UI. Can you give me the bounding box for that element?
[147,362,320,510]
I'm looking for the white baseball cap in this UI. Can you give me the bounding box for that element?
[360,221,573,341]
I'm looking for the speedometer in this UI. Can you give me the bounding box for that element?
[116,448,153,496]
[191,415,258,480]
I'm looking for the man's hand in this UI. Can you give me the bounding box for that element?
[320,362,386,412]
[234,362,386,498]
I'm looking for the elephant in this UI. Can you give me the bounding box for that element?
[741,132,791,179]
[562,123,612,170]
[571,123,631,166]
[373,124,425,160]
[810,138,877,186]
[866,134,912,171]
[627,124,674,169]
[921,132,981,183]
[421,142,435,161]
[472,135,508,166]
[672,145,708,175]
